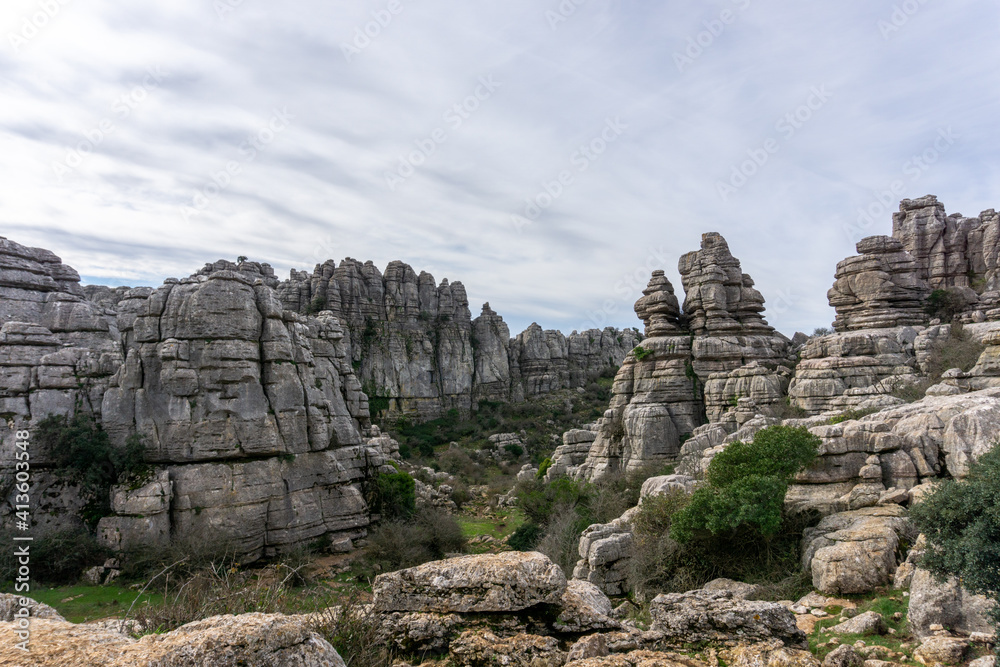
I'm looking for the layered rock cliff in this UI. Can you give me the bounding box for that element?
[277,259,640,417]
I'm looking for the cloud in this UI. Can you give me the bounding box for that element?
[1,0,999,337]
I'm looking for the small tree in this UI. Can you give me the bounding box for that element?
[671,425,819,542]
[910,447,1000,638]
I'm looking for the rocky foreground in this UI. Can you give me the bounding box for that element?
[0,549,995,666]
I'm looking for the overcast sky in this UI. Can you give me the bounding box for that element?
[2,0,998,337]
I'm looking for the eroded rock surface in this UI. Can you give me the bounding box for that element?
[649,590,806,647]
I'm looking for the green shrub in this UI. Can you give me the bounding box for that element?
[368,471,416,521]
[535,504,591,576]
[363,508,466,574]
[628,489,815,602]
[503,443,524,458]
[305,294,326,314]
[910,446,1000,637]
[633,346,653,361]
[36,414,149,527]
[514,477,591,527]
[671,425,819,542]
[924,288,968,322]
[506,522,543,551]
[536,458,553,480]
[0,528,109,585]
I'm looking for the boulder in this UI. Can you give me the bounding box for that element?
[372,551,567,613]
[701,578,765,601]
[826,611,887,636]
[724,643,820,667]
[553,579,620,633]
[649,589,806,646]
[0,611,345,666]
[913,636,968,665]
[823,645,864,667]
[449,630,564,667]
[801,505,915,595]
[907,567,994,639]
[569,651,708,667]
[0,593,64,622]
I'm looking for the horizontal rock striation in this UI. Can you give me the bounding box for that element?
[277,259,639,418]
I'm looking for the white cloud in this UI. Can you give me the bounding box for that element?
[1,0,999,336]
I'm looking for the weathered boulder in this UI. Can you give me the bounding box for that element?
[826,611,887,636]
[823,645,864,667]
[801,505,915,595]
[553,579,619,633]
[907,567,994,639]
[571,651,709,667]
[449,630,565,667]
[0,611,346,666]
[723,643,820,667]
[372,551,567,613]
[700,578,765,601]
[912,636,968,665]
[0,593,64,622]
[649,590,806,646]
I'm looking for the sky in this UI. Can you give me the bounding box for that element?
[1,0,998,338]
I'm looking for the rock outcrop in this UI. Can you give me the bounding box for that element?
[572,272,700,481]
[372,551,567,614]
[908,567,995,639]
[827,236,930,331]
[649,590,806,647]
[0,611,346,666]
[277,259,639,418]
[800,505,916,595]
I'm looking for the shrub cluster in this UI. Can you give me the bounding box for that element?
[35,413,149,527]
[671,425,819,541]
[361,507,466,576]
[910,446,1000,638]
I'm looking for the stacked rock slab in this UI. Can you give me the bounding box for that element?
[892,195,1000,316]
[96,260,386,559]
[572,271,701,480]
[0,237,124,533]
[827,236,930,331]
[788,327,921,414]
[278,260,639,417]
[678,233,793,422]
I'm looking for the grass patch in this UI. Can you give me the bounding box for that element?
[457,509,525,542]
[810,593,915,663]
[16,584,163,624]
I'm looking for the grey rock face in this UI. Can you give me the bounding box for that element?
[828,236,930,332]
[908,567,994,639]
[278,259,639,418]
[649,589,806,646]
[801,505,916,595]
[788,327,921,415]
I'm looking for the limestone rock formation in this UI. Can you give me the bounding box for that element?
[278,259,639,417]
[679,233,793,424]
[572,273,700,481]
[90,261,384,559]
[372,551,567,614]
[649,590,806,647]
[907,567,994,640]
[828,236,930,331]
[788,328,921,415]
[800,505,916,595]
[0,611,346,667]
[449,630,565,667]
